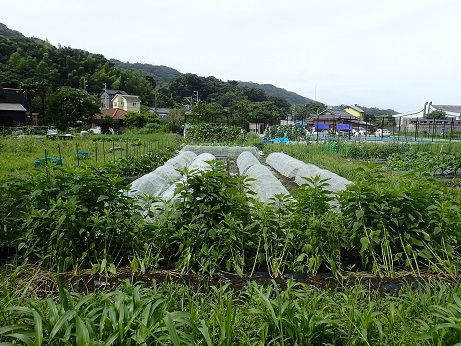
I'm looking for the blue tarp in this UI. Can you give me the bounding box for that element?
[272,137,290,144]
[336,124,352,131]
[315,124,329,130]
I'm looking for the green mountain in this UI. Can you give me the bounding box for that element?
[110,60,313,105]
[110,59,181,83]
[237,81,312,106]
[0,22,310,116]
[0,23,24,38]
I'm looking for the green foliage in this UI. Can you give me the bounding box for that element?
[4,278,461,345]
[111,59,181,83]
[185,124,244,144]
[426,110,447,119]
[340,175,461,276]
[347,142,411,160]
[1,168,145,271]
[166,162,252,274]
[46,87,99,129]
[265,124,306,140]
[123,111,160,128]
[388,151,461,176]
[0,283,194,345]
[0,35,155,106]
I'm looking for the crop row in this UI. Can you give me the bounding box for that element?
[2,153,460,278]
[1,278,461,345]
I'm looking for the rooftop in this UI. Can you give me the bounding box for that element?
[94,108,128,120]
[347,104,364,113]
[0,103,27,112]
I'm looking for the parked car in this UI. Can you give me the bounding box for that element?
[352,127,368,136]
[375,129,391,137]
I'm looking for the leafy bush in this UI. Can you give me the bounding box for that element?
[1,168,147,271]
[265,124,306,141]
[150,162,253,275]
[388,151,461,176]
[185,124,244,143]
[108,149,173,177]
[340,175,461,276]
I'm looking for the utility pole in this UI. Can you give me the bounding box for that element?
[193,90,199,104]
[103,83,108,109]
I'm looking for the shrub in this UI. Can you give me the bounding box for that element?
[185,124,244,143]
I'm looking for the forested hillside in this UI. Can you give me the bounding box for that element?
[0,22,319,128]
[110,59,181,83]
[0,23,24,38]
[237,81,312,105]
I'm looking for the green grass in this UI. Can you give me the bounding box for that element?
[0,132,181,179]
[1,266,461,345]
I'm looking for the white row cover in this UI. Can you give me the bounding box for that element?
[188,153,215,172]
[266,152,352,193]
[128,151,196,198]
[165,151,197,169]
[160,152,216,201]
[181,145,259,159]
[237,151,289,203]
[237,151,261,175]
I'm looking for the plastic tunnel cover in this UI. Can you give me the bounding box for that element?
[238,160,290,204]
[237,151,260,175]
[266,152,352,193]
[165,151,197,169]
[188,153,216,172]
[266,152,301,178]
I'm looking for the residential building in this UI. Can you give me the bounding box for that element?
[150,107,171,121]
[100,89,127,109]
[0,88,28,126]
[249,122,265,135]
[112,94,141,113]
[344,104,365,120]
[306,110,373,133]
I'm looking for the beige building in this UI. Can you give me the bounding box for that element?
[111,94,141,113]
[344,105,365,120]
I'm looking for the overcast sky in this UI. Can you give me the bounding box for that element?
[2,0,460,112]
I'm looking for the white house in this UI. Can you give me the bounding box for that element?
[112,94,141,113]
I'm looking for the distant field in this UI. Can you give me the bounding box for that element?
[0,132,180,178]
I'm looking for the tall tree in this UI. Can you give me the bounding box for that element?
[46,87,99,129]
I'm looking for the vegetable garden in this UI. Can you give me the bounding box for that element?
[1,130,461,345]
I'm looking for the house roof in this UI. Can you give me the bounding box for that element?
[307,110,372,125]
[94,108,128,120]
[432,105,461,114]
[151,107,171,114]
[347,105,364,113]
[111,94,140,102]
[0,103,27,112]
[103,89,127,96]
